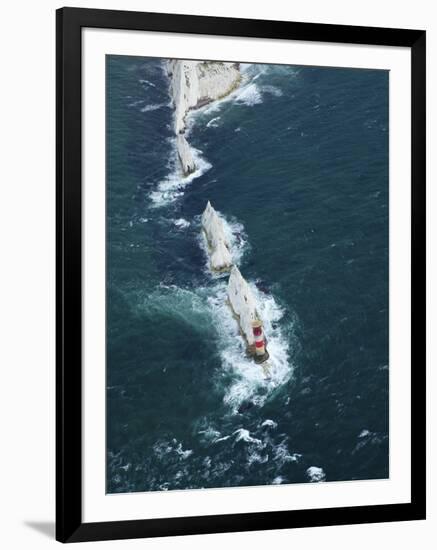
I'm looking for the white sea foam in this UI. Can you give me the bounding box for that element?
[149,142,212,207]
[227,67,280,108]
[233,428,262,446]
[234,83,263,106]
[187,67,263,119]
[273,442,301,467]
[261,85,283,97]
[173,218,190,229]
[153,440,173,458]
[135,281,294,401]
[247,450,269,466]
[222,218,248,266]
[197,427,221,442]
[153,438,193,460]
[206,281,293,412]
[261,419,278,429]
[272,476,285,484]
[174,442,193,459]
[306,466,326,482]
[182,65,287,135]
[127,99,146,108]
[140,102,167,113]
[214,434,232,443]
[233,64,288,106]
[139,78,156,88]
[206,116,221,128]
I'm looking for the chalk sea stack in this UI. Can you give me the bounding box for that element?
[227,265,259,346]
[200,201,270,367]
[167,60,241,175]
[201,201,233,272]
[176,134,196,176]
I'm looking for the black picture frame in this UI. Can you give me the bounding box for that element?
[56,6,426,543]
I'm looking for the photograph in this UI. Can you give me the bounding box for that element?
[0,0,429,546]
[106,56,389,494]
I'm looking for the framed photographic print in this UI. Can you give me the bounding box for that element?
[56,7,426,543]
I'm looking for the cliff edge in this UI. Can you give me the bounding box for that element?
[167,60,241,175]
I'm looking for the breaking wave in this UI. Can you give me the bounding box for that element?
[189,65,284,120]
[149,140,212,207]
[140,102,168,112]
[234,83,263,106]
[132,276,293,414]
[139,78,157,88]
[206,116,221,128]
[172,218,190,229]
[233,81,283,106]
[206,280,293,412]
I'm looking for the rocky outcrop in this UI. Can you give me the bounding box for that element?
[167,60,241,174]
[200,203,270,370]
[227,266,259,346]
[167,60,199,135]
[176,134,196,176]
[196,62,241,105]
[201,201,233,271]
[168,60,240,134]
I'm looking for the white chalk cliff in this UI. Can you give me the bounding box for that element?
[201,201,233,271]
[167,60,241,175]
[227,266,259,346]
[167,60,199,135]
[167,60,241,134]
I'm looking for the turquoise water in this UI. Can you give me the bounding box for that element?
[106,56,389,492]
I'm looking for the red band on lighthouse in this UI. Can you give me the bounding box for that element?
[252,319,267,359]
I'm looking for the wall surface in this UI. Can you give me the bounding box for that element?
[0,0,434,548]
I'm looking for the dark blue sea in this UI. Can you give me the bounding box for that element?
[106,56,389,493]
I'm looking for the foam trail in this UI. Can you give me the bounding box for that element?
[261,85,283,97]
[206,116,221,128]
[206,281,293,412]
[128,99,146,108]
[173,218,190,229]
[139,79,157,88]
[149,141,211,207]
[234,83,263,106]
[201,65,287,115]
[233,429,262,446]
[140,102,167,113]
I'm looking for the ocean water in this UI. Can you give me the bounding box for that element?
[106,56,389,493]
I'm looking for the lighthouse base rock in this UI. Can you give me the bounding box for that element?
[227,266,259,346]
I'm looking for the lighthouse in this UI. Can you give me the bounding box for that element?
[252,319,269,364]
